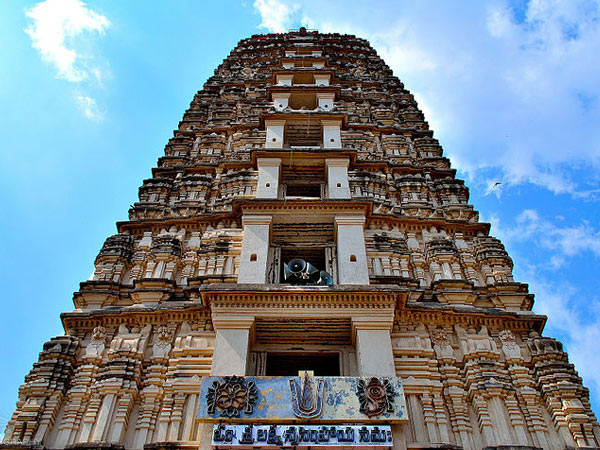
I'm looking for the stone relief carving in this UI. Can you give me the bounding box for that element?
[84,326,106,358]
[356,377,395,417]
[456,325,498,357]
[207,376,258,418]
[152,325,174,358]
[110,324,151,353]
[499,329,522,360]
[430,328,454,359]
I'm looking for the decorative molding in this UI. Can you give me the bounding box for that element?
[335,214,366,227]
[241,215,273,226]
[211,314,255,330]
[203,288,400,313]
[256,158,282,168]
[352,315,394,333]
[395,306,545,333]
[325,157,349,168]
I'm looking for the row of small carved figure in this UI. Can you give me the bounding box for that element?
[206,375,395,419]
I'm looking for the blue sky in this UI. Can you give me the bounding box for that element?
[1,0,600,432]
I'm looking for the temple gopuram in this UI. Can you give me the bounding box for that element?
[3,28,599,450]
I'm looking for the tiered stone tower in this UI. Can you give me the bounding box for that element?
[4,29,599,450]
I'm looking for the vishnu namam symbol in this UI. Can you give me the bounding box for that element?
[207,376,258,418]
[289,372,325,419]
[356,377,395,418]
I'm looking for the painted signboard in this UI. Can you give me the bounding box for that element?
[197,375,407,423]
[211,424,393,448]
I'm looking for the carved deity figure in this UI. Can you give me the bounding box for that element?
[430,328,454,359]
[499,329,522,360]
[85,326,106,358]
[152,325,173,358]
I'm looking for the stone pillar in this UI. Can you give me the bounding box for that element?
[317,92,334,111]
[352,316,395,376]
[352,311,400,450]
[335,215,369,285]
[91,391,117,441]
[351,316,403,450]
[322,120,341,148]
[352,310,398,450]
[210,315,254,376]
[256,158,281,199]
[326,158,351,199]
[265,120,285,148]
[314,74,330,86]
[272,93,290,111]
[238,215,271,283]
[276,74,293,86]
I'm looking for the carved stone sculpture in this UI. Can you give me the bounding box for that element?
[430,328,454,359]
[84,326,106,358]
[152,325,173,358]
[499,329,522,360]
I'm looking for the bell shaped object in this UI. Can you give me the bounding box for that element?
[304,262,319,276]
[287,258,307,275]
[317,270,334,286]
[284,258,306,281]
[284,258,329,284]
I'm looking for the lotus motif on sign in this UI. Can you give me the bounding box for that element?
[207,376,258,418]
[356,377,395,417]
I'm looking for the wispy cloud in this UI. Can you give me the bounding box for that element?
[76,95,103,121]
[251,0,600,197]
[25,0,109,82]
[253,0,298,33]
[494,209,600,262]
[25,0,109,121]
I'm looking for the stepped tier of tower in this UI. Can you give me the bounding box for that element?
[93,31,515,304]
[4,30,599,450]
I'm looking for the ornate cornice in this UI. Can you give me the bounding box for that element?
[61,301,209,331]
[118,199,491,236]
[397,302,546,333]
[199,283,404,315]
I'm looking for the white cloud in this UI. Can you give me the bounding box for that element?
[486,6,514,38]
[250,0,600,196]
[76,95,103,121]
[375,36,439,73]
[514,209,600,258]
[25,0,109,82]
[489,209,600,272]
[253,0,298,33]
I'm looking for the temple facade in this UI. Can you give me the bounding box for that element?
[3,29,600,450]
